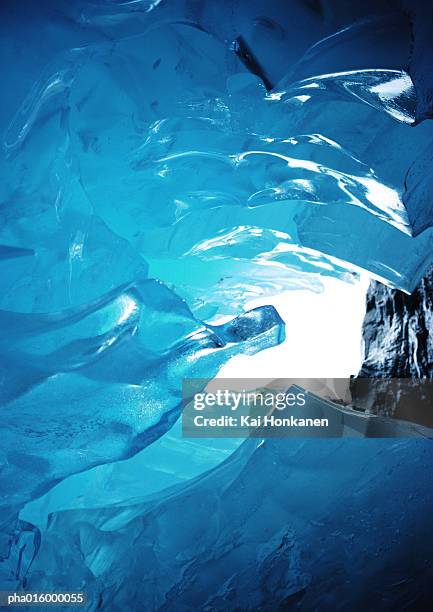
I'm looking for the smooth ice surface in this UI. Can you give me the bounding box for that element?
[0,279,283,585]
[1,0,433,322]
[1,0,433,606]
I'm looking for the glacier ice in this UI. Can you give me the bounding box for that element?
[2,3,433,313]
[0,279,283,585]
[1,0,433,608]
[25,438,433,611]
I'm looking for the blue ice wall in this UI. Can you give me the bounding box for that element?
[1,0,433,609]
[26,439,433,611]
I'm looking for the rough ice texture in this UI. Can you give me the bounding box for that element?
[1,0,433,607]
[26,439,433,611]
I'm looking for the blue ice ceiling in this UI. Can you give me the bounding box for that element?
[1,0,433,609]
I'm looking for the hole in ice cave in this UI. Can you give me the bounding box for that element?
[217,275,369,380]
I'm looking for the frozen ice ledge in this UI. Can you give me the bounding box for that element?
[1,0,433,319]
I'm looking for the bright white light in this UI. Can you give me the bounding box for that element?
[218,275,369,379]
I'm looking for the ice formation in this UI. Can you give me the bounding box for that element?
[1,0,433,608]
[26,438,433,611]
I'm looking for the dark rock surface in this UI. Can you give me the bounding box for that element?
[352,268,433,427]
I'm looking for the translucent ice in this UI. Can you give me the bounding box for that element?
[25,438,433,610]
[0,280,283,585]
[1,0,433,604]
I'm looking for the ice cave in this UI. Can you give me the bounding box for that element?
[0,1,433,610]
